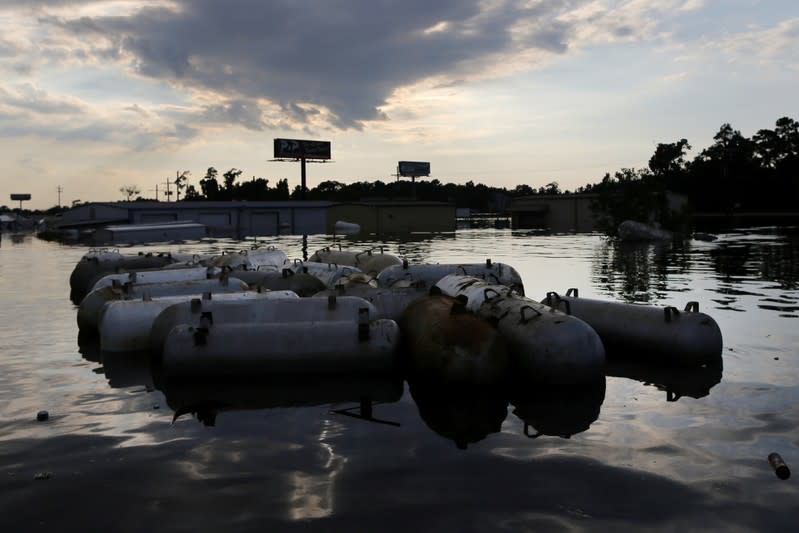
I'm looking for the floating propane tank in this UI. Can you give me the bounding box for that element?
[290,260,363,289]
[99,290,297,353]
[377,258,524,295]
[150,294,377,356]
[161,316,400,378]
[314,284,425,321]
[542,288,723,366]
[309,247,359,266]
[309,246,401,275]
[435,275,605,385]
[244,268,327,296]
[354,248,402,275]
[69,252,176,303]
[401,294,509,386]
[90,266,210,293]
[238,246,290,271]
[77,276,249,332]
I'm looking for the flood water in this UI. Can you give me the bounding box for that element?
[1,227,797,531]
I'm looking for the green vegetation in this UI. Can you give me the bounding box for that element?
[585,117,799,234]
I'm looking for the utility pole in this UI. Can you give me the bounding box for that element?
[57,186,63,207]
[162,180,173,201]
[150,184,159,201]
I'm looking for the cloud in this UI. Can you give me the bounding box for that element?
[39,0,582,129]
[705,17,799,70]
[0,83,85,115]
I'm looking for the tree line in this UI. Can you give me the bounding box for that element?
[584,116,799,232]
[124,116,797,223]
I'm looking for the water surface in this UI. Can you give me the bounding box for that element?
[1,228,797,531]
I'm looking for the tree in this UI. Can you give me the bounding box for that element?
[648,139,691,177]
[119,185,141,201]
[222,168,243,200]
[199,167,220,200]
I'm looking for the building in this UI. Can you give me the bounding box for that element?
[509,194,600,232]
[327,201,456,235]
[58,200,456,238]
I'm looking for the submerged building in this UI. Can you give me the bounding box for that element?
[58,200,456,238]
[509,194,600,233]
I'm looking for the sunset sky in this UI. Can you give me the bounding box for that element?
[1,0,797,209]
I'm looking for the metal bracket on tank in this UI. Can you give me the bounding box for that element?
[484,287,502,301]
[523,423,542,439]
[192,312,214,346]
[519,305,542,324]
[566,288,579,297]
[357,308,370,341]
[546,292,572,315]
[685,301,699,312]
[664,306,680,323]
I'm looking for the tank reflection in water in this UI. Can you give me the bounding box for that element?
[92,344,404,428]
[510,378,606,439]
[606,355,723,402]
[407,378,509,450]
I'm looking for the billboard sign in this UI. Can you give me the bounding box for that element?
[398,161,430,177]
[10,194,31,201]
[274,138,331,160]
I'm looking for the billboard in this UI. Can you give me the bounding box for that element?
[274,138,331,160]
[398,161,430,177]
[10,194,31,201]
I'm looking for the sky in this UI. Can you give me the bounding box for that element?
[0,0,797,209]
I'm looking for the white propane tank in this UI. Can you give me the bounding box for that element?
[314,286,424,321]
[435,274,516,312]
[161,319,400,377]
[81,248,123,262]
[290,261,363,288]
[77,277,249,332]
[355,249,402,276]
[149,295,376,355]
[542,289,723,366]
[377,259,525,295]
[99,291,291,353]
[247,270,327,296]
[69,253,175,303]
[309,247,360,266]
[435,275,605,385]
[90,266,210,292]
[241,246,290,271]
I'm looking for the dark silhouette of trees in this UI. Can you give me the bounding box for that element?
[199,167,220,201]
[223,168,242,200]
[119,184,140,201]
[159,116,796,232]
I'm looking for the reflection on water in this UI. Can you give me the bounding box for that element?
[1,228,798,530]
[606,357,723,402]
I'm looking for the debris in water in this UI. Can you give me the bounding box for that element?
[34,472,52,480]
[36,410,49,422]
[768,452,790,480]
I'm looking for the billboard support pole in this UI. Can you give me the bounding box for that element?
[301,157,307,200]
